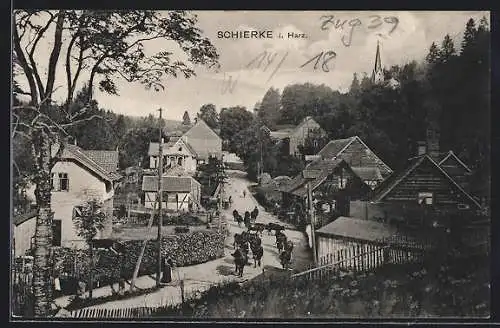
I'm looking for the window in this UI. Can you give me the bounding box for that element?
[458,203,470,210]
[418,145,427,156]
[52,220,61,246]
[52,173,69,191]
[170,156,175,164]
[178,157,183,166]
[418,192,433,205]
[338,177,348,189]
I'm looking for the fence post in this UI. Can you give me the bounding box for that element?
[383,246,389,265]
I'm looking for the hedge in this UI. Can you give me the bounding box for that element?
[53,230,225,286]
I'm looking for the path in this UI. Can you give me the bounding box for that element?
[54,170,312,311]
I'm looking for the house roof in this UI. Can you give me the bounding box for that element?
[60,144,121,182]
[351,167,384,181]
[13,210,37,226]
[163,165,188,176]
[295,116,323,133]
[316,216,397,243]
[270,130,294,139]
[141,175,201,192]
[182,120,221,160]
[84,150,119,173]
[317,137,356,159]
[148,137,181,156]
[371,154,481,209]
[438,151,472,173]
[317,136,393,175]
[291,159,350,197]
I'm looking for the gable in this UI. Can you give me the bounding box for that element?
[184,120,220,141]
[373,156,481,209]
[165,138,197,156]
[336,137,392,177]
[439,152,471,173]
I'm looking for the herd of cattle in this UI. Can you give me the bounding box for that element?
[230,208,294,277]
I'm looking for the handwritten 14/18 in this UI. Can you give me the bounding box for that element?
[221,50,337,94]
[221,51,289,94]
[319,14,399,47]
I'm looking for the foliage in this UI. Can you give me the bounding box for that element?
[152,257,490,318]
[219,106,254,151]
[255,87,281,129]
[195,156,227,196]
[197,104,219,129]
[72,200,107,242]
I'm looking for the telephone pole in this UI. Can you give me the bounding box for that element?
[156,108,164,287]
[307,182,318,266]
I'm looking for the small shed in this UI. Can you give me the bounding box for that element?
[142,175,202,212]
[314,216,437,264]
[315,216,397,260]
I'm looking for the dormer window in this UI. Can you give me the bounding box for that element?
[418,192,433,205]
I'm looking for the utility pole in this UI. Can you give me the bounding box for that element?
[156,108,164,287]
[307,182,318,266]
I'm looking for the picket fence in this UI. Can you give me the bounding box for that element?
[70,306,159,318]
[291,238,427,281]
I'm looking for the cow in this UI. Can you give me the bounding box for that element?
[232,248,248,277]
[249,237,264,268]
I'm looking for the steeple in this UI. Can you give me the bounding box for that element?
[371,41,384,84]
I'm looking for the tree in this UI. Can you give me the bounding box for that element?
[349,73,360,94]
[219,106,254,152]
[197,104,219,129]
[256,87,281,129]
[72,199,106,300]
[182,111,191,125]
[12,10,219,316]
[426,42,440,64]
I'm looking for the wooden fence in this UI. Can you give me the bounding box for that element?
[70,306,159,318]
[291,239,426,281]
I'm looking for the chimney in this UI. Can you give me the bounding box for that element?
[417,141,427,156]
[426,126,440,160]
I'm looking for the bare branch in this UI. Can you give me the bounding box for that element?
[13,19,39,105]
[25,11,56,98]
[44,10,65,101]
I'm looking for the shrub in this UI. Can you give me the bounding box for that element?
[52,230,225,285]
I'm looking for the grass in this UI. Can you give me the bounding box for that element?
[151,256,490,318]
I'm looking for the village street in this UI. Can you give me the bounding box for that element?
[54,171,311,311]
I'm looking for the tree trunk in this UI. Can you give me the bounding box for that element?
[32,130,53,317]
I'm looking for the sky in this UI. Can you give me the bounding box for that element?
[15,10,489,121]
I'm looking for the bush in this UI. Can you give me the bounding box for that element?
[52,230,225,285]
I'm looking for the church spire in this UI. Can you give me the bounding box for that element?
[371,40,384,84]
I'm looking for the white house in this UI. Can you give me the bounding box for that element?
[148,137,197,174]
[50,144,121,249]
[142,175,201,212]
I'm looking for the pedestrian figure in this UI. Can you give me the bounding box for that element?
[161,258,173,284]
[243,190,246,198]
[118,276,126,296]
[229,196,233,205]
[244,211,251,228]
[53,272,61,298]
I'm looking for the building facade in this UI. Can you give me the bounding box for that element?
[50,144,121,249]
